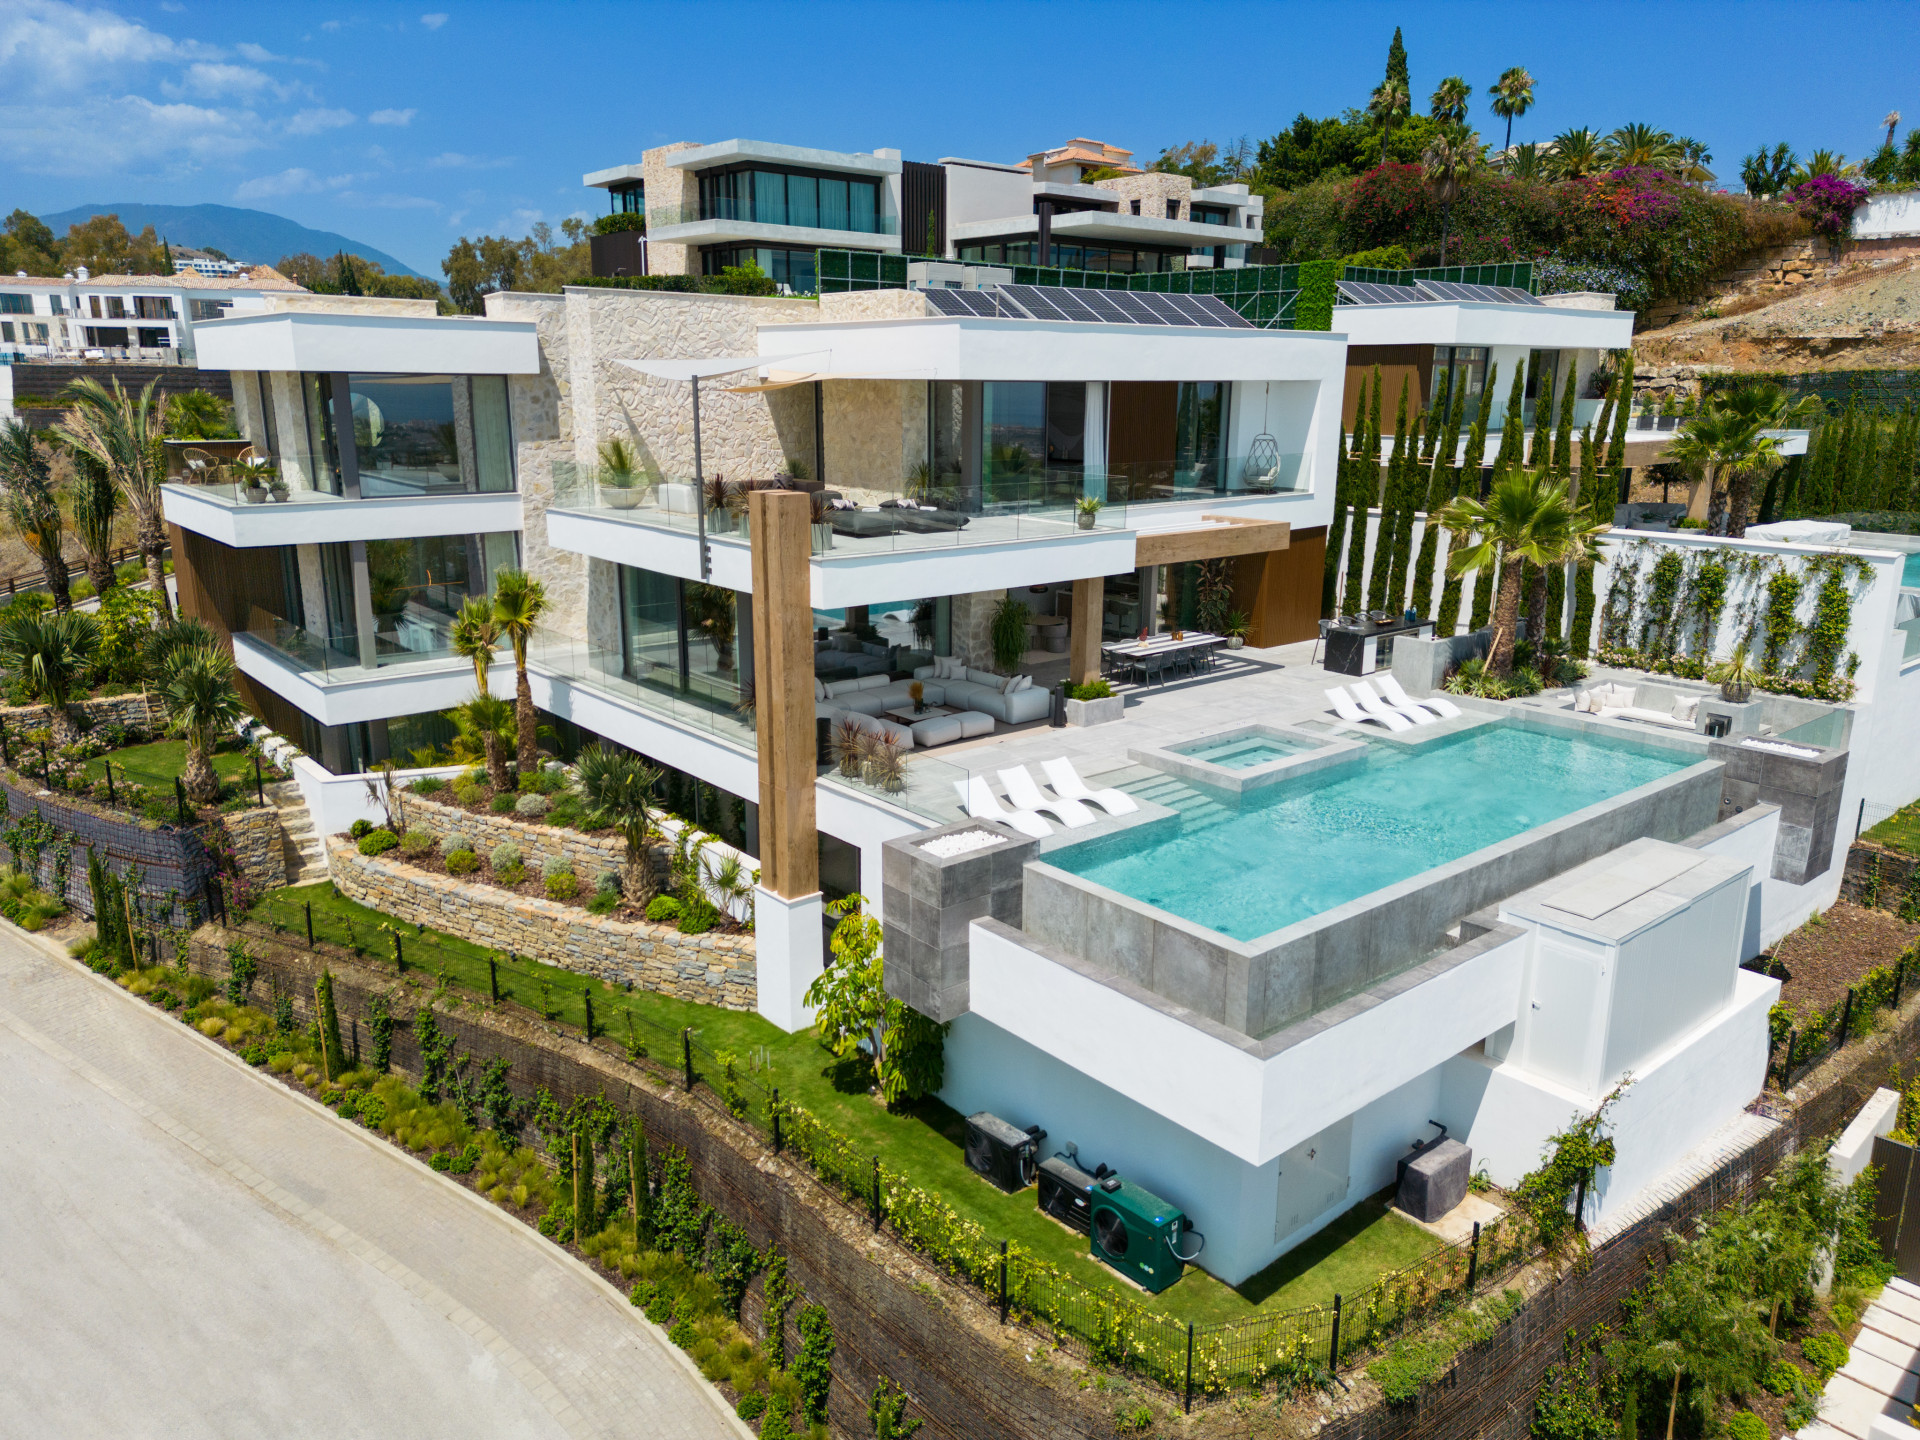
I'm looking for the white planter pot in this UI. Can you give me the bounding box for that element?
[601,485,643,510]
[1064,695,1124,727]
[239,488,265,504]
[1225,636,1244,650]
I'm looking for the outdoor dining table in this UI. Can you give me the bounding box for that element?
[1102,631,1223,683]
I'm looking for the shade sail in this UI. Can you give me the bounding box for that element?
[612,352,824,382]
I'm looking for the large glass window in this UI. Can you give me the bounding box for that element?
[1433,346,1488,415]
[983,382,1046,504]
[701,246,817,294]
[1175,382,1231,481]
[618,565,744,708]
[365,531,517,666]
[303,374,341,494]
[318,542,358,654]
[957,241,1188,273]
[699,165,883,234]
[300,373,514,496]
[619,565,680,684]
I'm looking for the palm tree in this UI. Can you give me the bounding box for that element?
[1548,127,1605,179]
[0,423,71,612]
[1791,149,1846,184]
[1668,407,1779,536]
[1508,141,1546,181]
[64,445,119,595]
[1437,470,1603,677]
[162,389,234,440]
[1887,111,1904,149]
[1422,125,1480,265]
[449,693,515,791]
[491,569,548,774]
[0,609,102,743]
[1488,66,1535,153]
[573,743,663,905]
[160,645,244,804]
[1673,138,1716,184]
[1369,79,1410,160]
[56,377,172,617]
[1429,75,1471,125]
[1602,123,1684,171]
[449,594,505,779]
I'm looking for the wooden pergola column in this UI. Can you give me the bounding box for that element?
[1069,576,1104,687]
[749,488,817,900]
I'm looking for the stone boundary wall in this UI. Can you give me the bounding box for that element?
[1841,841,1920,911]
[328,838,755,1009]
[0,693,163,735]
[180,929,1121,1440]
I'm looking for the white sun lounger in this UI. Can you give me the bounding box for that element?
[1000,766,1096,828]
[954,776,1052,839]
[1376,672,1463,719]
[1041,757,1140,816]
[1351,677,1437,725]
[1326,685,1413,732]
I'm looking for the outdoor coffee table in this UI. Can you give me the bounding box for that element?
[885,704,957,724]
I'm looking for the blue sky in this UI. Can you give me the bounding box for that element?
[3,0,1915,276]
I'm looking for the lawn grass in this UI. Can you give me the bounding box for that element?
[246,880,1442,1325]
[80,740,255,793]
[1864,801,1920,858]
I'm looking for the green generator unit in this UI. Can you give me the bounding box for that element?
[1088,1178,1203,1294]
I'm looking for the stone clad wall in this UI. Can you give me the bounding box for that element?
[0,693,162,734]
[400,792,627,880]
[329,838,756,1009]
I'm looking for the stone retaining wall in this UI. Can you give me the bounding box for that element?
[0,693,162,735]
[399,792,626,880]
[220,807,286,891]
[328,837,756,1009]
[1842,841,1920,912]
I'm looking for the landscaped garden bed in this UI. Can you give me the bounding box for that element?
[1758,900,1920,1016]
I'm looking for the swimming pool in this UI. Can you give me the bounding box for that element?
[1173,734,1314,770]
[1903,551,1920,589]
[1050,724,1695,942]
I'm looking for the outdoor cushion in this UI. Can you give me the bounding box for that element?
[965,667,1001,688]
[910,714,964,747]
[954,711,995,739]
[1670,695,1699,724]
[814,678,826,701]
[1573,690,1595,714]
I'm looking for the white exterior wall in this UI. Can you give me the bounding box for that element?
[1854,193,1920,239]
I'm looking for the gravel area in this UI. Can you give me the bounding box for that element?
[1756,900,1920,1014]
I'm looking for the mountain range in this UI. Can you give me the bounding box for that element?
[38,203,423,278]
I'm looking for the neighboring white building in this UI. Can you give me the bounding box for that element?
[0,265,306,363]
[585,134,1265,293]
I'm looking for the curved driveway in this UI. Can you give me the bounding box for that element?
[0,930,743,1440]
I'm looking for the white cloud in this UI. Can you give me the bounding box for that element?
[368,107,415,126]
[235,166,323,199]
[282,106,354,135]
[336,191,441,211]
[428,151,511,170]
[0,93,264,173]
[165,60,275,99]
[320,18,340,31]
[420,12,448,28]
[0,0,207,97]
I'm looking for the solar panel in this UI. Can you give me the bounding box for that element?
[1413,279,1543,306]
[921,287,994,317]
[1337,280,1426,306]
[1042,287,1107,323]
[1133,291,1203,325]
[925,283,1253,329]
[1075,290,1138,324]
[1170,293,1254,328]
[999,284,1073,321]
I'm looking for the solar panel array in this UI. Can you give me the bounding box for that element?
[921,284,1252,328]
[1336,279,1422,307]
[1413,279,1543,306]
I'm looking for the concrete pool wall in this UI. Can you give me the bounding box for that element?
[1020,738,1727,1040]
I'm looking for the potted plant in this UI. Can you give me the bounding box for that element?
[808,489,833,553]
[1657,394,1678,431]
[1076,495,1103,530]
[1223,611,1250,650]
[598,437,644,509]
[908,679,926,714]
[705,475,734,533]
[238,470,267,504]
[1709,643,1757,704]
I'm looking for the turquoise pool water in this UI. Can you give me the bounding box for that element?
[1903,552,1920,589]
[1051,724,1694,942]
[1176,734,1311,769]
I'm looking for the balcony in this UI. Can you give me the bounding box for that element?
[234,609,506,727]
[162,478,523,548]
[643,199,899,252]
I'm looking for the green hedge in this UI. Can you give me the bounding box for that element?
[1293,260,1341,331]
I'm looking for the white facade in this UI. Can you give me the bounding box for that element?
[0,269,306,361]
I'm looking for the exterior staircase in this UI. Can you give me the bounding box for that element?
[266,781,327,886]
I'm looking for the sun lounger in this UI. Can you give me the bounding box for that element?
[1041,757,1140,816]
[1325,685,1413,732]
[1376,672,1463,719]
[954,776,1053,839]
[1351,678,1437,725]
[999,766,1096,828]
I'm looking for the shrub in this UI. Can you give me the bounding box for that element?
[349,819,372,839]
[546,795,583,828]
[1068,680,1114,701]
[515,793,551,818]
[454,782,486,806]
[588,890,619,916]
[1802,1333,1849,1382]
[399,829,434,857]
[445,848,480,875]
[357,830,399,856]
[521,767,567,795]
[677,900,717,936]
[489,842,522,872]
[541,855,574,881]
[734,1392,766,1422]
[407,776,446,795]
[594,869,621,896]
[441,830,474,856]
[646,895,681,922]
[545,871,579,900]
[491,792,518,814]
[1725,1414,1768,1440]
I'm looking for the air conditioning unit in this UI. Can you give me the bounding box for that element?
[1088,1177,1204,1294]
[1036,1153,1097,1234]
[906,261,1014,292]
[964,1112,1045,1192]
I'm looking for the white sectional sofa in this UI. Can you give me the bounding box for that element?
[1573,681,1702,730]
[913,662,1053,725]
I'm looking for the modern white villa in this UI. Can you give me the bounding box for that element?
[159,189,1920,1290]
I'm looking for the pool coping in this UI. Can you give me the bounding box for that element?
[1128,722,1365,796]
[1020,708,1728,1040]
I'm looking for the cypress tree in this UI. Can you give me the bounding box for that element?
[1409,443,1454,620]
[1604,352,1634,480]
[1438,365,1498,635]
[1569,423,1600,655]
[1341,378,1372,616]
[1386,408,1423,610]
[1367,377,1411,611]
[1323,425,1351,617]
[1366,365,1384,467]
[1528,361,1555,469]
[1553,367,1577,476]
[315,969,347,1082]
[1470,363,1527,631]
[1385,26,1410,97]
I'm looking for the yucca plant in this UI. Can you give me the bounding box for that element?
[574,743,663,904]
[828,716,871,779]
[159,645,244,803]
[0,609,101,743]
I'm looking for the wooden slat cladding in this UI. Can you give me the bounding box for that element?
[1133,517,1288,567]
[1107,381,1177,469]
[1234,525,1325,646]
[902,160,947,257]
[1341,345,1433,429]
